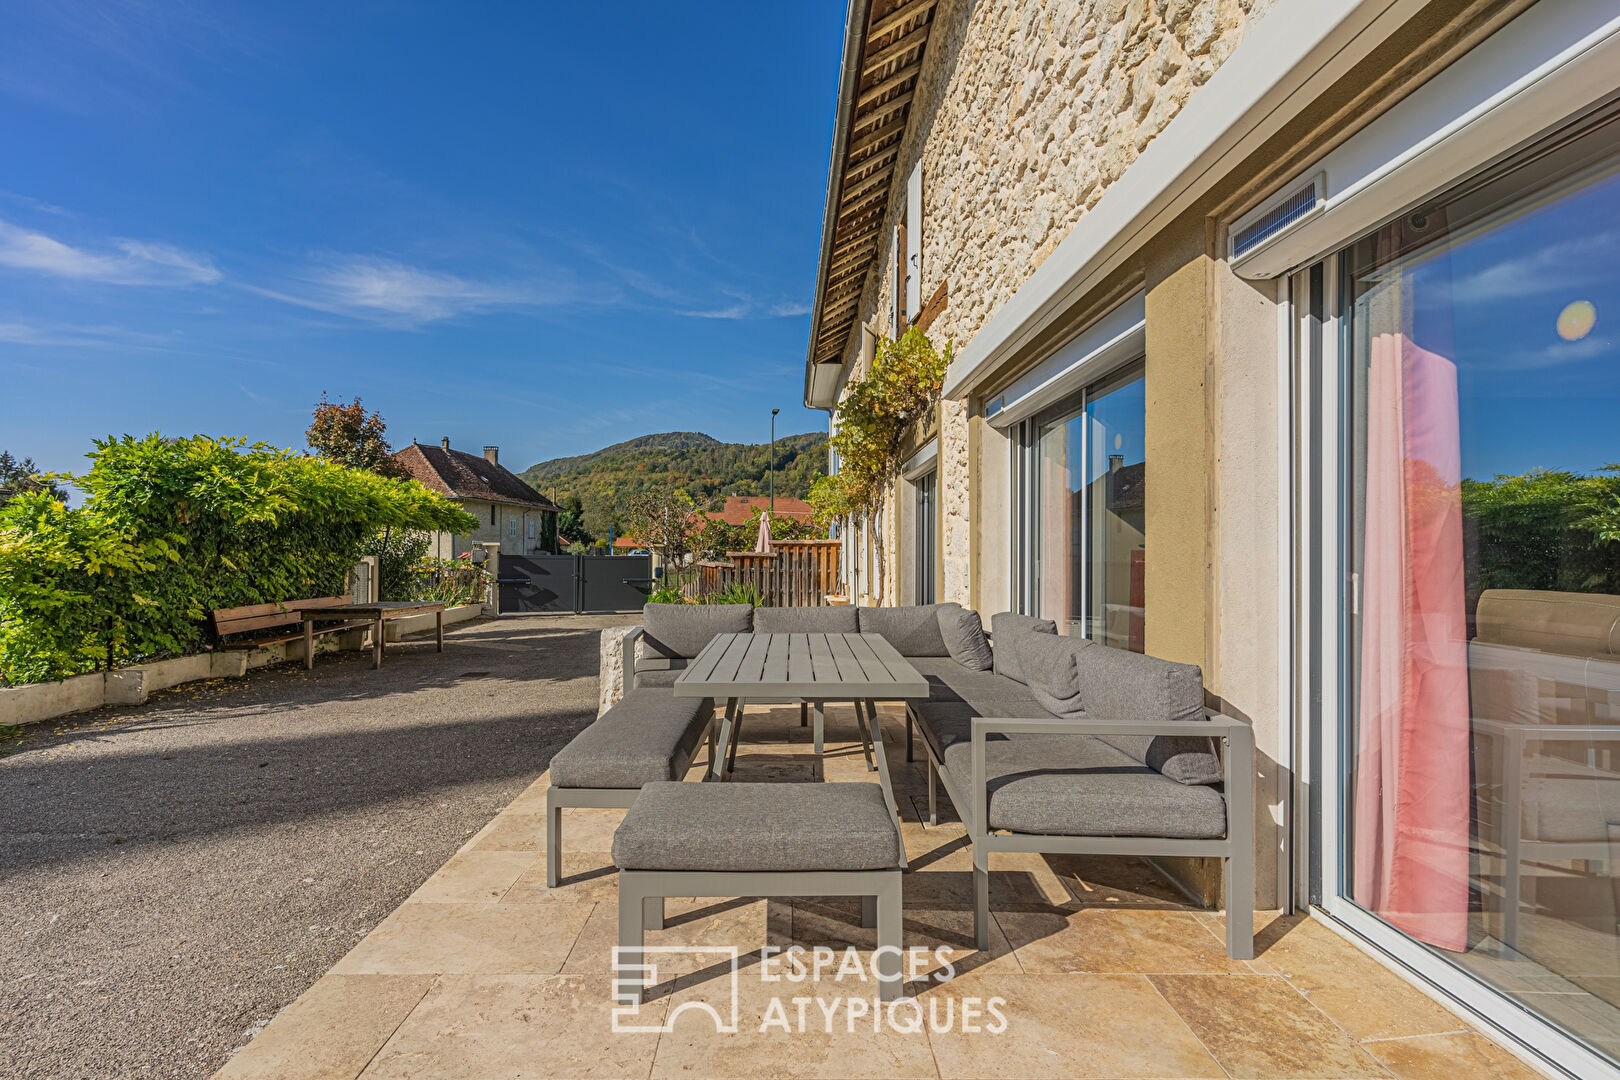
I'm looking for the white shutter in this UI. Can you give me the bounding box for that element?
[905,162,922,319]
[890,226,903,338]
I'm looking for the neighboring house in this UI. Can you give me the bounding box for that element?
[702,494,815,528]
[392,438,559,558]
[801,2,1620,1073]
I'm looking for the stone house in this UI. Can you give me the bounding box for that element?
[802,1,1620,1074]
[392,438,559,558]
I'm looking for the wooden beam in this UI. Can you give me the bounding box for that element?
[839,162,894,205]
[832,220,882,251]
[838,185,892,224]
[846,115,909,162]
[851,90,913,134]
[856,62,921,110]
[828,240,878,276]
[912,280,949,334]
[861,24,929,76]
[843,146,898,185]
[868,0,938,41]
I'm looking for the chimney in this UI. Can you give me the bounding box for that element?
[440,436,450,451]
[1109,453,1124,474]
[483,446,499,465]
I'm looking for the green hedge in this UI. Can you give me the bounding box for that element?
[0,434,478,685]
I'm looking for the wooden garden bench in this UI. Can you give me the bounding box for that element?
[210,597,372,670]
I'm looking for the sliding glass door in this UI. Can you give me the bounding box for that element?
[1307,109,1620,1074]
[1022,363,1146,649]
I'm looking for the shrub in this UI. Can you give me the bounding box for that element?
[0,434,477,684]
[413,557,490,607]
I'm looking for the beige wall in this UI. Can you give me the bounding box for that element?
[431,500,545,559]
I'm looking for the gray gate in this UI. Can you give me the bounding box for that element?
[498,554,653,614]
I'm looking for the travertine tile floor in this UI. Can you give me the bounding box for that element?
[215,704,1548,1080]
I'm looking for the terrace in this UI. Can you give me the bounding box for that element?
[213,695,1539,1080]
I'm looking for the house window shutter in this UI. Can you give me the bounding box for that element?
[906,163,922,320]
[891,224,904,339]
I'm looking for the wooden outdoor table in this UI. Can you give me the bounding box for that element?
[294,601,447,669]
[673,632,929,834]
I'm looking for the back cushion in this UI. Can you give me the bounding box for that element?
[1074,646,1219,785]
[857,604,952,656]
[938,606,993,670]
[641,603,752,661]
[1013,632,1093,717]
[755,606,859,634]
[990,612,1057,685]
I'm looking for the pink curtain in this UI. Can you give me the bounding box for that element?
[1353,332,1473,952]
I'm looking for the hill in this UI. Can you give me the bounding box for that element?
[519,430,827,511]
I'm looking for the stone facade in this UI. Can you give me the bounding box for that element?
[597,625,635,717]
[835,0,1272,608]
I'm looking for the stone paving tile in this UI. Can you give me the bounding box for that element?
[360,974,665,1080]
[1363,1031,1549,1080]
[408,850,535,904]
[331,901,593,976]
[214,974,434,1080]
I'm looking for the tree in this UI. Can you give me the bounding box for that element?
[624,488,700,572]
[306,394,410,478]
[580,492,619,544]
[0,450,68,504]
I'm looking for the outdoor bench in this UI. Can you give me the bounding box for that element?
[611,780,904,1004]
[210,597,371,671]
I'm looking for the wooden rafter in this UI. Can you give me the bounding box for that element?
[850,90,914,136]
[861,24,929,76]
[856,62,921,109]
[868,0,938,40]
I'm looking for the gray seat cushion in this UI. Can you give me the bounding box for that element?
[755,606,859,634]
[1072,646,1221,786]
[612,782,903,872]
[641,603,752,661]
[941,733,1227,839]
[631,666,683,689]
[938,606,993,670]
[990,612,1057,685]
[549,690,711,789]
[857,604,953,657]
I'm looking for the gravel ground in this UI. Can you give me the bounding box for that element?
[0,613,631,1080]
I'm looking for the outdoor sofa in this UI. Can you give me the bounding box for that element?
[546,600,1254,961]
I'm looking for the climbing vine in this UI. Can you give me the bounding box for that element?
[809,327,951,523]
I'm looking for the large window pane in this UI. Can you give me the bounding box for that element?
[1340,116,1620,1062]
[1027,365,1146,649]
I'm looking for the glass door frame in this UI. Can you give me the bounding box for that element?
[1293,249,1620,1080]
[1012,358,1146,635]
[915,468,937,605]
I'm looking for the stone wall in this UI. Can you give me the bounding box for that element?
[836,0,1273,607]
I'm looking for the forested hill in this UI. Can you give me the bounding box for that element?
[518,431,827,508]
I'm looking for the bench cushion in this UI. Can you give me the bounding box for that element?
[857,604,952,657]
[641,603,752,661]
[989,612,1057,685]
[938,606,993,671]
[755,606,859,634]
[1073,645,1221,786]
[549,690,711,789]
[612,782,903,872]
[1015,632,1093,718]
[942,734,1227,839]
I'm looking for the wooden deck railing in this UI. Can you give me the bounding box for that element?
[685,540,842,606]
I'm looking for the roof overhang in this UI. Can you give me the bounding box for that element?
[803,0,939,409]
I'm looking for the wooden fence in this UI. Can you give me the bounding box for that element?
[687,540,843,606]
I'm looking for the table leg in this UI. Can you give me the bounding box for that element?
[854,701,875,771]
[726,699,746,773]
[864,699,905,867]
[374,614,384,669]
[436,609,444,652]
[303,617,314,671]
[708,698,737,782]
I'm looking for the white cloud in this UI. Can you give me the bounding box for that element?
[1450,229,1620,306]
[0,219,220,286]
[0,320,165,347]
[253,255,555,326]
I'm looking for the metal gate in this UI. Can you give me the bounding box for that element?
[498,554,653,614]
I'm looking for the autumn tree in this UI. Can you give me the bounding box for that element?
[306,394,409,478]
[624,488,700,571]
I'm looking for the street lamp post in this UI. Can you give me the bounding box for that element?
[770,408,780,514]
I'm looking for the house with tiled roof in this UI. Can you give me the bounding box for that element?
[392,438,559,558]
[703,495,815,527]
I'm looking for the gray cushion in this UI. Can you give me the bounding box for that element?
[612,782,903,871]
[941,733,1227,839]
[913,695,1045,758]
[990,612,1057,685]
[1072,646,1220,786]
[938,606,993,671]
[1014,632,1094,718]
[549,690,711,789]
[755,606,859,634]
[641,603,752,661]
[631,667,683,689]
[857,604,953,657]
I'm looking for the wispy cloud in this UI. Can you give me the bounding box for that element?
[248,254,566,326]
[0,219,220,286]
[0,319,170,347]
[1450,229,1620,305]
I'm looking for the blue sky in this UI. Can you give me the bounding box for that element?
[0,2,843,480]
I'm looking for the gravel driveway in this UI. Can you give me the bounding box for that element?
[0,614,631,1080]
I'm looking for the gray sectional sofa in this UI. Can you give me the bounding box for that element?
[547,600,1254,959]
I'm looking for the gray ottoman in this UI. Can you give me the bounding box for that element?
[611,782,905,1003]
